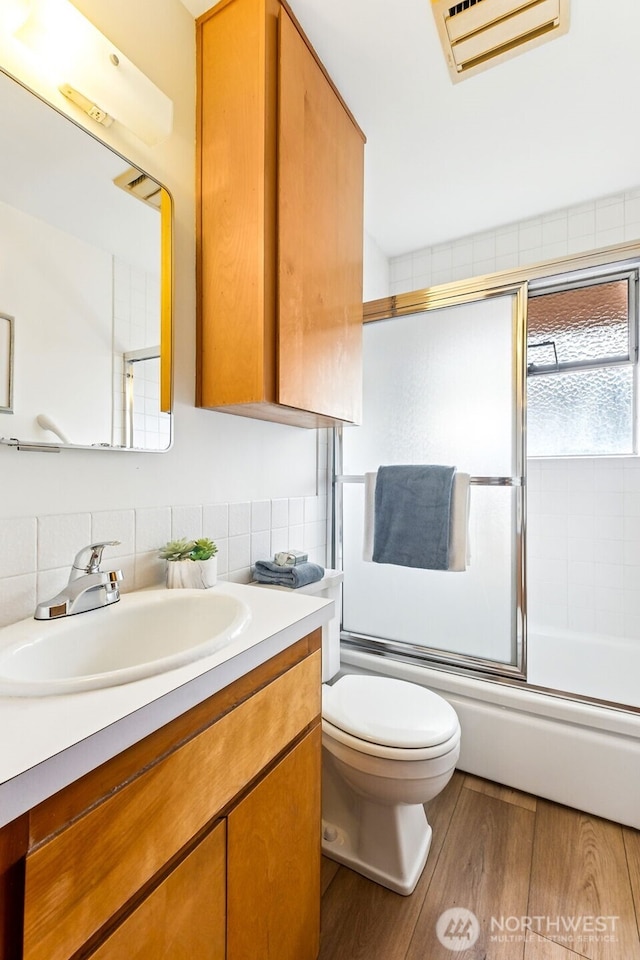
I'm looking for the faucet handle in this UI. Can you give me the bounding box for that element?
[71,541,121,576]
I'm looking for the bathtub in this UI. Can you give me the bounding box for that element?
[340,645,640,829]
[527,627,640,710]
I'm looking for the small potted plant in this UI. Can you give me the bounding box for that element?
[159,537,218,589]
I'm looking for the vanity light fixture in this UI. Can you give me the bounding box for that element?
[3,0,173,145]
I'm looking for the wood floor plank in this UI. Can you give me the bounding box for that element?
[623,826,640,933]
[524,935,587,959]
[406,787,535,960]
[529,800,640,960]
[319,771,464,960]
[464,773,537,812]
[321,858,340,896]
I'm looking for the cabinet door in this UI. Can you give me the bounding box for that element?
[88,820,226,960]
[278,9,364,424]
[227,726,321,960]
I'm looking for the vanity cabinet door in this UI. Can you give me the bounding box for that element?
[227,725,321,960]
[87,820,226,960]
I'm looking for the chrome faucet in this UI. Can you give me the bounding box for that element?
[35,541,123,620]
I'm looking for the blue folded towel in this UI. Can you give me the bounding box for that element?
[253,560,325,588]
[372,465,455,570]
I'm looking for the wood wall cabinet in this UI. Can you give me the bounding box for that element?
[0,634,321,960]
[196,0,365,427]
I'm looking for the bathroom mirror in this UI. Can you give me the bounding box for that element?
[0,69,173,452]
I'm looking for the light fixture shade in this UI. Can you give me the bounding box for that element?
[10,0,173,145]
[0,0,31,35]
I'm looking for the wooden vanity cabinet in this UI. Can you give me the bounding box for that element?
[196,0,365,427]
[3,633,321,960]
[87,820,227,960]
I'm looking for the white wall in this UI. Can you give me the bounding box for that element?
[0,0,326,623]
[388,187,640,645]
[0,200,113,446]
[363,231,389,301]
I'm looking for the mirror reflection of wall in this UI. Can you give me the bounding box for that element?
[0,69,172,452]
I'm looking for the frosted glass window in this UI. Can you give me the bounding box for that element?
[528,279,630,369]
[527,271,637,457]
[528,366,634,457]
[343,296,517,478]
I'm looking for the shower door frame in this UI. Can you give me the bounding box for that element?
[332,278,529,682]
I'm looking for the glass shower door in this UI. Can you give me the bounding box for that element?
[338,286,526,675]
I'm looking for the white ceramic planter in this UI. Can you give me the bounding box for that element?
[166,557,217,590]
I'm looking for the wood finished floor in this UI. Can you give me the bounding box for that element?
[320,772,640,960]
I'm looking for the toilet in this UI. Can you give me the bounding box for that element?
[293,571,461,897]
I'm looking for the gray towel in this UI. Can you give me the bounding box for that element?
[253,560,325,588]
[372,465,455,570]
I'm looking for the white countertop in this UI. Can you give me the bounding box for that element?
[0,582,332,828]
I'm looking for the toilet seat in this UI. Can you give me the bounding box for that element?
[322,717,460,763]
[322,675,460,760]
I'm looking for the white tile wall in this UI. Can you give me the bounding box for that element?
[388,186,640,295]
[0,494,329,628]
[528,459,640,638]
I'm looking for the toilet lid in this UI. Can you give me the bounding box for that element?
[322,675,459,749]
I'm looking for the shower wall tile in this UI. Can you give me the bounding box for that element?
[452,239,474,266]
[389,255,412,283]
[528,457,640,638]
[623,492,640,516]
[596,540,622,565]
[542,217,568,245]
[387,184,640,297]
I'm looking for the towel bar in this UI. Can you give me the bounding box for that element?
[336,475,524,487]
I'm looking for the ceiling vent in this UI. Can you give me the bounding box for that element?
[431,0,570,82]
[113,167,162,209]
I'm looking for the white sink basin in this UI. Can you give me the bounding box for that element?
[0,589,251,697]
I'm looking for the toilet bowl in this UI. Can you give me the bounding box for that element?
[321,673,460,895]
[256,570,461,896]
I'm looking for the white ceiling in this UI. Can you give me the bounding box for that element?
[182,0,640,258]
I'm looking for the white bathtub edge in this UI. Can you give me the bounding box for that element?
[340,649,640,829]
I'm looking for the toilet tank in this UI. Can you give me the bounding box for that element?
[292,570,343,683]
[251,569,343,682]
